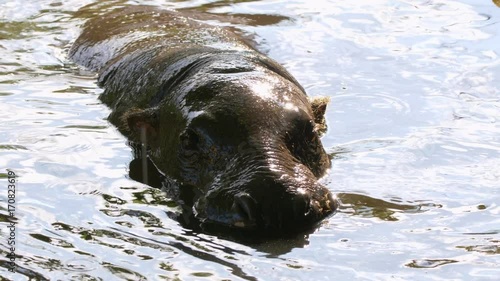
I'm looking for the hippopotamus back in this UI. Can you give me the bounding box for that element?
[70,5,337,234]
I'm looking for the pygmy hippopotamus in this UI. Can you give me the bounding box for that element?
[69,5,337,234]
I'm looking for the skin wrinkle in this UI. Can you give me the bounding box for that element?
[191,128,326,224]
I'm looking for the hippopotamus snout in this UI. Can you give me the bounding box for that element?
[232,186,337,231]
[198,166,338,232]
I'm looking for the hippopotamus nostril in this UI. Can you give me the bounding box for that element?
[288,186,338,226]
[292,193,311,218]
[232,193,258,228]
[307,189,338,219]
[308,199,322,216]
[325,191,339,213]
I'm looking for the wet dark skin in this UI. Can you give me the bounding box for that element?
[70,5,337,234]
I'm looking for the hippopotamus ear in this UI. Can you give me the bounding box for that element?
[309,96,330,136]
[121,107,159,143]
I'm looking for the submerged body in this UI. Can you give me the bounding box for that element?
[70,5,336,233]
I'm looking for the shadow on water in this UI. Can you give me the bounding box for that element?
[336,192,440,221]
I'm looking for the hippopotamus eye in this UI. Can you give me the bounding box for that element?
[180,129,200,152]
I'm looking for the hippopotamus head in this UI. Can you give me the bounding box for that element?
[122,51,337,233]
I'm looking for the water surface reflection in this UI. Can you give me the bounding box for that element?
[1,0,500,280]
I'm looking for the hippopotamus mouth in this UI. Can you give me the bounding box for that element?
[195,178,338,232]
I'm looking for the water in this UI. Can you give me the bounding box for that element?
[1,0,499,280]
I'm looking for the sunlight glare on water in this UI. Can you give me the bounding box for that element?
[0,0,499,280]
